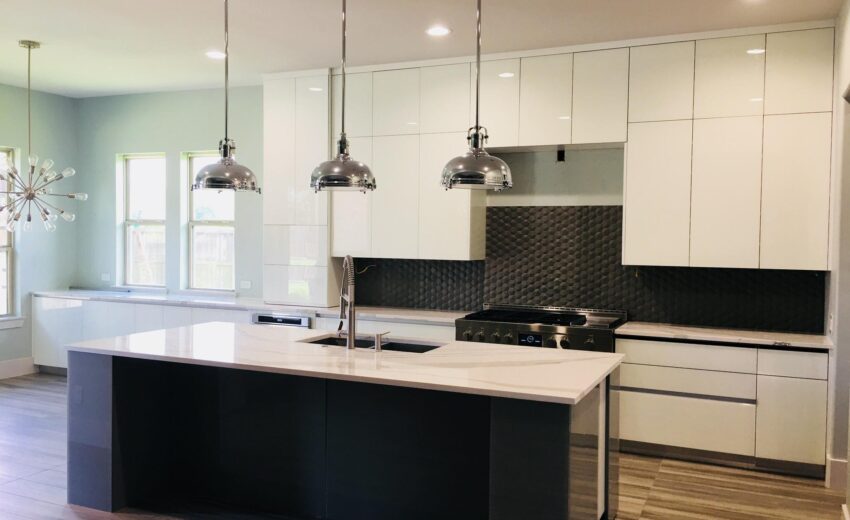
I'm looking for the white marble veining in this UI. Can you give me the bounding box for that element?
[33,290,464,326]
[616,321,832,350]
[66,322,623,405]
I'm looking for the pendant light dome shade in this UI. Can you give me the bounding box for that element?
[192,139,259,192]
[192,0,260,194]
[310,146,376,192]
[441,0,512,192]
[441,128,511,190]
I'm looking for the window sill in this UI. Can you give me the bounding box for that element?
[109,285,168,294]
[0,316,25,330]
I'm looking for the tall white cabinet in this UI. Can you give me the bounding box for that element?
[263,71,338,306]
[623,27,834,270]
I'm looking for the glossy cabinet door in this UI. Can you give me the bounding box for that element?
[294,76,330,226]
[623,120,693,266]
[373,68,420,136]
[263,78,297,226]
[756,375,827,465]
[191,307,251,325]
[628,41,695,122]
[332,72,373,138]
[474,59,520,148]
[572,48,629,143]
[694,34,765,118]
[82,300,136,340]
[519,54,573,146]
[331,137,373,257]
[760,112,831,270]
[134,304,165,333]
[690,117,763,268]
[765,28,834,115]
[420,64,470,134]
[371,135,420,258]
[32,296,84,368]
[418,133,486,260]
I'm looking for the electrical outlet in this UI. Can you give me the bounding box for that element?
[239,280,252,290]
[101,273,110,282]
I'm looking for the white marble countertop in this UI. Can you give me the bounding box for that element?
[33,289,464,326]
[66,322,623,405]
[616,321,833,350]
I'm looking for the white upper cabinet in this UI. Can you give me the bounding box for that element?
[263,78,297,226]
[572,48,629,144]
[331,137,373,258]
[765,28,834,115]
[373,68,420,136]
[420,64,471,134]
[623,120,693,267]
[418,133,486,260]
[760,112,831,270]
[294,76,330,226]
[332,72,373,138]
[694,34,765,118]
[519,54,573,146]
[371,135,420,258]
[629,42,695,122]
[690,117,763,268]
[475,59,520,148]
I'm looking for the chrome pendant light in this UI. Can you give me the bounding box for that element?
[0,40,86,233]
[192,0,260,193]
[441,0,512,191]
[310,0,376,193]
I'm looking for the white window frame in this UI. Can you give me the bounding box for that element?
[0,148,14,316]
[187,152,235,292]
[123,154,166,288]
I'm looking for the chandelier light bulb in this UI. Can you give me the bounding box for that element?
[23,218,31,232]
[40,159,54,172]
[70,193,88,201]
[43,219,56,232]
[61,212,75,222]
[28,155,38,168]
[6,219,17,233]
[61,167,76,178]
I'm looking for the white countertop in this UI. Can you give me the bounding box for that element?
[616,321,833,350]
[66,322,623,405]
[33,290,464,327]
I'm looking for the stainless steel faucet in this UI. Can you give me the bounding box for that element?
[338,255,357,349]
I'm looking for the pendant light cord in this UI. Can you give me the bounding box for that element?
[474,0,481,132]
[27,44,32,161]
[341,0,347,138]
[224,0,230,141]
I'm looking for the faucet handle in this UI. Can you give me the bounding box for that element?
[374,331,390,352]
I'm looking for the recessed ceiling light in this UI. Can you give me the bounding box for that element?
[498,72,515,79]
[426,25,452,37]
[206,50,227,60]
[558,115,571,120]
[747,48,766,55]
[749,97,764,102]
[309,87,324,92]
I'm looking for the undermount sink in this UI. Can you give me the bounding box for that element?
[304,336,443,354]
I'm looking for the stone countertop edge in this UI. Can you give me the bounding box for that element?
[616,321,833,350]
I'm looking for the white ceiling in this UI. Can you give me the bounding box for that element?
[0,0,841,98]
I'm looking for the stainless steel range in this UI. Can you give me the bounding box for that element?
[455,304,626,352]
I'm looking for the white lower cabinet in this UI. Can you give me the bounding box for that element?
[32,296,84,368]
[755,375,827,465]
[191,307,252,325]
[314,317,455,342]
[619,390,756,456]
[82,300,136,341]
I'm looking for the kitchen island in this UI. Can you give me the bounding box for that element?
[66,322,623,520]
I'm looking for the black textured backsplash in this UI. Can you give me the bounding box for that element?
[354,206,826,333]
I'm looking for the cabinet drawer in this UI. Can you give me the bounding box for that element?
[617,338,757,373]
[619,364,756,400]
[756,376,826,465]
[619,390,756,456]
[757,349,828,380]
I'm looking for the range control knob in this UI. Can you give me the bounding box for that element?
[545,338,557,348]
[475,330,486,342]
[559,338,571,349]
[491,332,501,343]
[502,333,514,344]
[462,329,473,341]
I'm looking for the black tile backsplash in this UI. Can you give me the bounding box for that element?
[354,206,826,334]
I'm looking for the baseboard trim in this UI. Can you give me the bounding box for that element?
[827,456,848,490]
[842,503,849,520]
[0,357,36,379]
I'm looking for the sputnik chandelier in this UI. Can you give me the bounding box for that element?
[0,40,86,232]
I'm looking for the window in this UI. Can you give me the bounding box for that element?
[124,155,166,287]
[188,153,235,291]
[0,149,13,315]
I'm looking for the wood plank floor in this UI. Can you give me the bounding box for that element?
[0,373,844,519]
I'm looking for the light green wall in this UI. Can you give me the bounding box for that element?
[74,86,263,297]
[0,83,79,361]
